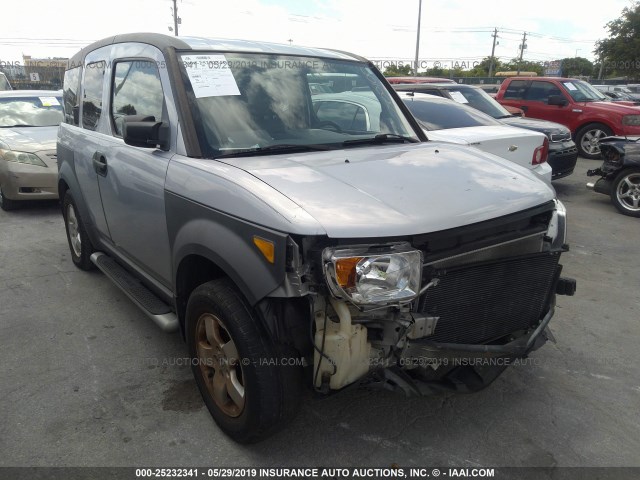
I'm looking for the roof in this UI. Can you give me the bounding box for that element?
[68,33,363,69]
[393,83,479,89]
[503,76,579,81]
[385,76,455,84]
[0,90,62,97]
[396,92,450,102]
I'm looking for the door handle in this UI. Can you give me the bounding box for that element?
[92,151,108,176]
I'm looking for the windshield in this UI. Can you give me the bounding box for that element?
[443,87,512,118]
[402,96,501,130]
[180,53,418,157]
[562,80,608,102]
[0,95,63,127]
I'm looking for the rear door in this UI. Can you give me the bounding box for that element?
[61,49,112,241]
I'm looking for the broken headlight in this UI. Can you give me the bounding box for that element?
[323,243,422,305]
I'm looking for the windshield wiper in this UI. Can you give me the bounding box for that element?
[342,133,418,147]
[214,143,334,158]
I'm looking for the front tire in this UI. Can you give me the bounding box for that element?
[610,168,640,217]
[575,123,612,159]
[0,185,18,211]
[62,191,95,270]
[186,279,300,443]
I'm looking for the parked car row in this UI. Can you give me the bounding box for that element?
[396,92,553,183]
[391,82,578,180]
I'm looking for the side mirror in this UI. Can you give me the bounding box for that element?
[123,115,170,150]
[548,95,568,107]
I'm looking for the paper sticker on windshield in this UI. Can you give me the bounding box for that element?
[449,91,469,104]
[563,82,578,91]
[182,54,241,98]
[39,97,60,107]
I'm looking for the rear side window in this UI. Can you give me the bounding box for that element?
[403,98,500,130]
[503,80,527,100]
[524,81,563,102]
[82,61,105,131]
[314,101,368,131]
[63,67,81,125]
[111,60,164,137]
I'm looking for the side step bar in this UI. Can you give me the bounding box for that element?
[90,252,179,333]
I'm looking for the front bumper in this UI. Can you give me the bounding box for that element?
[548,142,578,180]
[0,153,58,201]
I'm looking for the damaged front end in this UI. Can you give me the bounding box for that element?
[304,200,576,396]
[586,136,640,216]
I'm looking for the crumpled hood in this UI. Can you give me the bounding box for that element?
[219,142,555,238]
[0,126,58,152]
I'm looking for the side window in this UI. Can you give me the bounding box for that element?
[62,67,81,125]
[503,80,528,100]
[82,61,105,131]
[525,81,563,102]
[111,60,164,137]
[315,101,369,131]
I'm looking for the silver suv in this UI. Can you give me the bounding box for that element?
[58,33,575,443]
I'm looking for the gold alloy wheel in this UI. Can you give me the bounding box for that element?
[195,313,245,417]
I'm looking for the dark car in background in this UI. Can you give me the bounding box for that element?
[393,83,578,179]
[587,136,640,217]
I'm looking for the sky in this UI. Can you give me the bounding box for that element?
[0,0,635,70]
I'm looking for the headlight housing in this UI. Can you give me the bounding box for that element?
[622,115,640,126]
[323,243,422,305]
[1,150,47,167]
[547,199,567,250]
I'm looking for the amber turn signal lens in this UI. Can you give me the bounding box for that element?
[253,236,275,264]
[335,257,362,289]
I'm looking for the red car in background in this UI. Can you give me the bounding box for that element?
[495,77,640,158]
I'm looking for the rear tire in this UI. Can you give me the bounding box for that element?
[575,123,612,159]
[610,168,640,217]
[0,185,18,211]
[186,279,301,443]
[62,191,95,270]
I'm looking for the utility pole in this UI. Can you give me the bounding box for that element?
[414,0,422,75]
[598,58,605,80]
[488,28,498,77]
[516,31,527,75]
[172,0,179,36]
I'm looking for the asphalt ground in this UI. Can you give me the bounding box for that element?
[1,157,639,469]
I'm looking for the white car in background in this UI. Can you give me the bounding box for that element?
[397,92,553,184]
